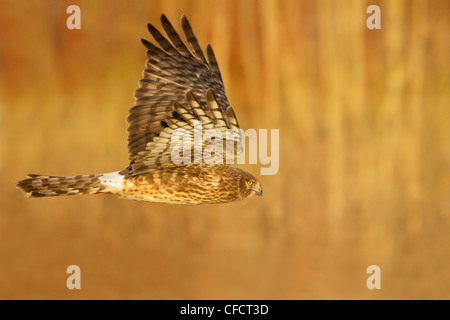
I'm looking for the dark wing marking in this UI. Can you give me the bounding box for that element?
[127,14,238,173]
[130,90,240,175]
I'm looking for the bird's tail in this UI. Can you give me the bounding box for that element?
[16,171,124,198]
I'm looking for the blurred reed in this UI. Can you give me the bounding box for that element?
[0,0,449,299]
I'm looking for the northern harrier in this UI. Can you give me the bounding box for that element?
[17,14,262,205]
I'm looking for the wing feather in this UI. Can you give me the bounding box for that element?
[160,14,191,57]
[206,44,223,83]
[130,91,241,174]
[126,15,240,175]
[181,15,208,64]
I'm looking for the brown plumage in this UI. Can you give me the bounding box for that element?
[16,14,262,205]
[121,165,261,205]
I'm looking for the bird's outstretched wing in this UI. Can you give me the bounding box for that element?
[127,14,240,176]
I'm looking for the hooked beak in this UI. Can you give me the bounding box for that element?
[255,186,263,197]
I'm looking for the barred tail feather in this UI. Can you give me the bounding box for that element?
[16,171,124,198]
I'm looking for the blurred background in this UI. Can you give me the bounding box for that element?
[0,0,449,299]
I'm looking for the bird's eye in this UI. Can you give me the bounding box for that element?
[247,180,253,186]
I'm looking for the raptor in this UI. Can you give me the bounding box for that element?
[17,14,262,205]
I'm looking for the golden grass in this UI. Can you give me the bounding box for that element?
[0,0,449,299]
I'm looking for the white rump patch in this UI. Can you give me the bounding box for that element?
[99,171,124,190]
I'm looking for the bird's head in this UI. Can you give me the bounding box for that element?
[240,173,263,198]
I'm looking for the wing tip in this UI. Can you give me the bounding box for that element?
[141,38,152,48]
[146,22,156,34]
[160,13,169,24]
[181,14,189,28]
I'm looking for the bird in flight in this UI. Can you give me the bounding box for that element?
[17,14,262,205]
